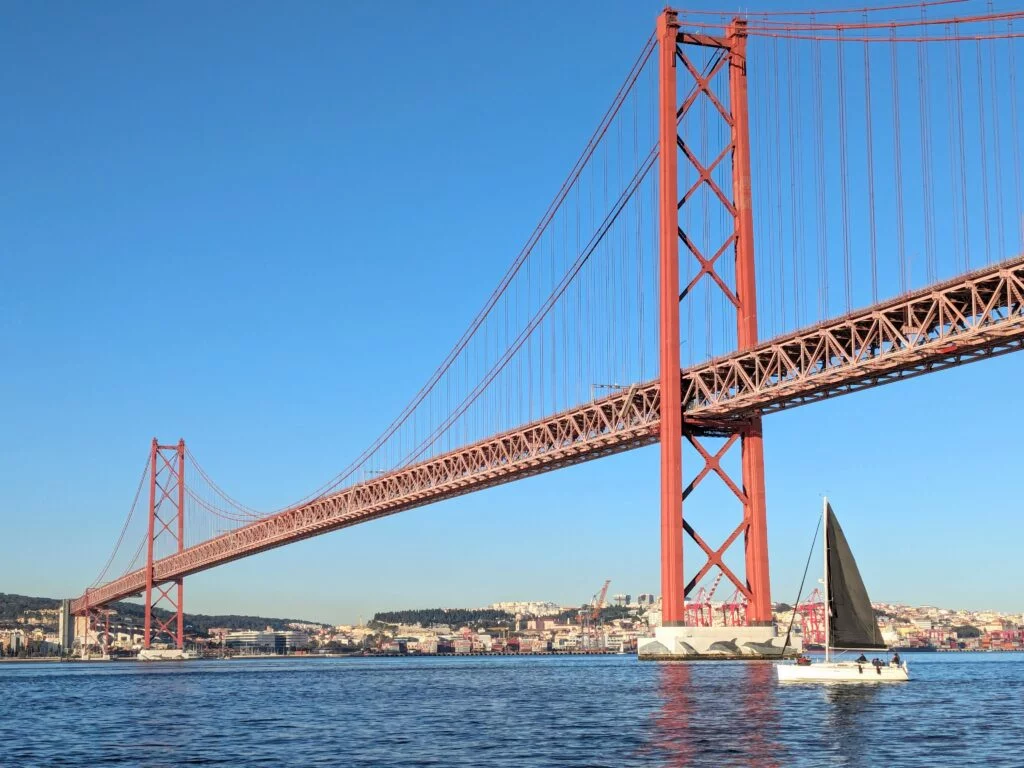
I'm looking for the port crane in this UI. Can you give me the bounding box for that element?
[797,588,826,646]
[579,579,611,649]
[685,572,724,627]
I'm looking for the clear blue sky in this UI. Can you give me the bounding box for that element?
[2,1,1022,624]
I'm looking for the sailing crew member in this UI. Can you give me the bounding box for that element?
[891,652,902,666]
[856,654,868,663]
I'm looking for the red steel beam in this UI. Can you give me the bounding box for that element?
[657,8,686,627]
[71,255,1024,614]
[142,439,157,648]
[727,18,772,625]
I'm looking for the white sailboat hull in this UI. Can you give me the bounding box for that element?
[777,661,909,682]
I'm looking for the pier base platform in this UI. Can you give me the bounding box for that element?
[637,626,800,660]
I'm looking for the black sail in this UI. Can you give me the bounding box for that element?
[826,503,887,650]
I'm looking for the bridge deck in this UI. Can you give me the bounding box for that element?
[72,255,1024,614]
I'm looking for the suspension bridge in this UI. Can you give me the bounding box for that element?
[71,3,1024,653]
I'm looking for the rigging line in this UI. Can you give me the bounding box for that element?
[837,30,853,312]
[682,9,1024,33]
[917,5,937,283]
[891,26,908,293]
[702,57,712,361]
[787,37,803,328]
[976,39,992,265]
[562,177,569,410]
[987,6,1004,257]
[779,510,825,656]
[400,149,659,468]
[577,167,584,415]
[621,112,630,385]
[605,122,612,388]
[758,32,776,338]
[549,209,555,414]
[717,58,727,355]
[813,25,828,319]
[864,16,879,302]
[1010,20,1023,250]
[635,78,644,379]
[90,454,150,587]
[184,489,262,524]
[185,449,263,518]
[744,30,1024,42]
[527,232,533,422]
[589,161,596,401]
[945,22,963,273]
[954,23,971,270]
[673,0,967,18]
[685,94,695,367]
[723,57,732,353]
[773,35,786,335]
[119,533,148,581]
[288,33,658,502]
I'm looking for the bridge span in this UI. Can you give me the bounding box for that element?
[72,254,1024,615]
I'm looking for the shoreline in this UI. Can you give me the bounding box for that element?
[2,648,1021,664]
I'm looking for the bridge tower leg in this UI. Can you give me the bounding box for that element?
[728,19,772,625]
[143,438,186,650]
[656,11,772,627]
[657,9,685,626]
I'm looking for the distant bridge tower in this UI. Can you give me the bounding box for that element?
[657,10,771,626]
[143,438,186,649]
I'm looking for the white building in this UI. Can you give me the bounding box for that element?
[489,601,561,616]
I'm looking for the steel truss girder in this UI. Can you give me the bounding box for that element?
[72,386,662,612]
[682,255,1024,420]
[70,255,1024,615]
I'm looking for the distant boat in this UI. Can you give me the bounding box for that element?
[777,498,909,683]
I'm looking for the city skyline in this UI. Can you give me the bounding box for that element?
[2,0,1023,625]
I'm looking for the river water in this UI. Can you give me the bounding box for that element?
[1,653,1022,766]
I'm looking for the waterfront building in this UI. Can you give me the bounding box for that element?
[225,630,310,653]
[58,599,73,654]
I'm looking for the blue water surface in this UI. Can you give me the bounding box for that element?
[1,652,1022,766]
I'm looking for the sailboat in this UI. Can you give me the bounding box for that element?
[777,498,910,682]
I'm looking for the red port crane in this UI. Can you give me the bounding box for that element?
[721,588,748,627]
[579,579,611,649]
[591,579,611,624]
[797,587,826,646]
[685,572,723,627]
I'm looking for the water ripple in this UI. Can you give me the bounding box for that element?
[0,653,1020,766]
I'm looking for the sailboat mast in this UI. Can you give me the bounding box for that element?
[823,496,829,663]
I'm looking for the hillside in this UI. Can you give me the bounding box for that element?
[0,593,328,635]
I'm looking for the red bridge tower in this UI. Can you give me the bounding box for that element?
[143,439,186,650]
[658,10,771,627]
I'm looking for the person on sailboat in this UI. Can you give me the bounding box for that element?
[891,652,902,666]
[856,653,868,663]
